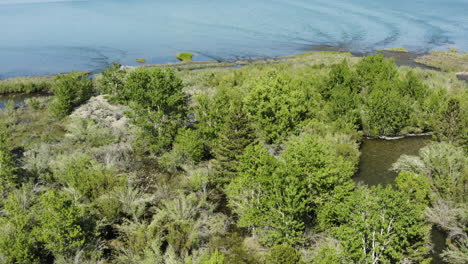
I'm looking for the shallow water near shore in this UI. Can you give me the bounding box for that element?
[1,0,468,77]
[0,93,35,109]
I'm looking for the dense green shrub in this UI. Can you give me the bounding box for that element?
[51,154,124,201]
[227,133,357,246]
[162,127,206,166]
[98,62,126,95]
[199,250,226,264]
[0,185,43,264]
[50,72,93,119]
[244,70,319,143]
[362,84,411,136]
[265,244,304,264]
[317,185,431,263]
[0,53,466,263]
[121,67,187,153]
[355,54,398,90]
[0,146,18,193]
[34,190,86,258]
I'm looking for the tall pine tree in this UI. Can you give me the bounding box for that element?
[212,103,255,187]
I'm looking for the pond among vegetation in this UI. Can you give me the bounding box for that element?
[356,136,447,264]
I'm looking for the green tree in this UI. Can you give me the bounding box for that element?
[244,71,318,143]
[321,59,356,100]
[123,67,187,153]
[0,186,43,264]
[0,145,18,194]
[317,185,431,264]
[50,73,93,119]
[399,70,428,100]
[212,103,256,187]
[362,84,410,136]
[99,62,126,95]
[435,98,467,145]
[227,134,356,246]
[171,128,206,164]
[34,190,85,257]
[355,54,398,91]
[395,171,431,204]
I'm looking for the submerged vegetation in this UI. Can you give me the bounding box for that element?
[176,52,194,62]
[0,52,466,263]
[136,58,147,63]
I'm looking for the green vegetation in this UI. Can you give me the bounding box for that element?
[0,71,91,95]
[136,58,147,63]
[0,77,51,94]
[176,52,194,62]
[377,47,409,52]
[50,72,93,119]
[415,48,468,72]
[0,52,466,263]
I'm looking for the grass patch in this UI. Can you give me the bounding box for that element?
[415,49,468,72]
[175,52,194,62]
[0,75,54,94]
[0,71,91,95]
[0,96,65,147]
[136,58,147,63]
[378,48,409,52]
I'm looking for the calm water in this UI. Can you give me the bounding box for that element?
[1,0,468,77]
[0,93,35,109]
[355,136,432,186]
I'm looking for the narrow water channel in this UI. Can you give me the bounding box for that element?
[356,136,447,263]
[0,93,40,110]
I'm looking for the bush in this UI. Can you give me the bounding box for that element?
[51,154,124,201]
[244,71,319,143]
[162,128,206,166]
[25,97,43,110]
[0,146,19,193]
[265,244,304,264]
[122,67,187,153]
[50,72,93,119]
[34,190,86,258]
[199,250,226,264]
[98,62,126,95]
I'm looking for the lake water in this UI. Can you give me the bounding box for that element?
[1,0,468,78]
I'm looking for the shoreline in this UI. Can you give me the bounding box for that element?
[0,48,466,82]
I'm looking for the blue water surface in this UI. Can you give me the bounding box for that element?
[1,0,467,77]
